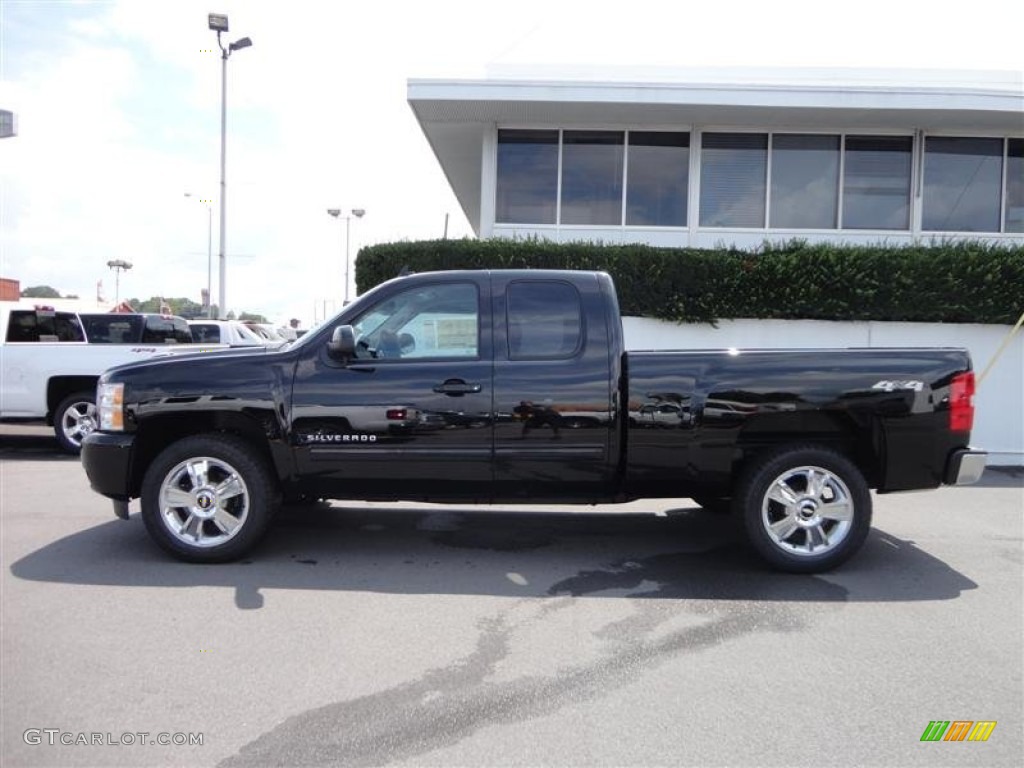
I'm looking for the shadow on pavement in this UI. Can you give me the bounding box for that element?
[0,431,76,462]
[10,502,977,609]
[974,465,1024,488]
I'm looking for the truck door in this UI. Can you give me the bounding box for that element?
[491,274,617,500]
[290,276,494,500]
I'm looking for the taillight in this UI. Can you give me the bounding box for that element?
[949,372,975,432]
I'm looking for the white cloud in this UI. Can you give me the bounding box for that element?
[2,0,1021,325]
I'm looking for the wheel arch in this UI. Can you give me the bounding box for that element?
[128,411,288,498]
[732,410,883,490]
[46,376,98,424]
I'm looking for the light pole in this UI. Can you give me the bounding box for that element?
[106,259,133,310]
[208,12,252,319]
[185,193,214,317]
[327,207,366,304]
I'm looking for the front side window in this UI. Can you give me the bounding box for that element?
[496,129,559,225]
[561,131,624,225]
[352,283,479,360]
[699,133,768,228]
[507,281,582,360]
[842,136,912,230]
[923,137,1003,232]
[770,134,840,229]
[626,131,689,227]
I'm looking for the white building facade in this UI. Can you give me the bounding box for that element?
[409,68,1023,248]
[408,69,1024,463]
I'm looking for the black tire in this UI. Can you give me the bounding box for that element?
[735,446,871,573]
[141,434,279,563]
[54,391,97,454]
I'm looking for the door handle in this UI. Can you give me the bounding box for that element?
[433,380,482,396]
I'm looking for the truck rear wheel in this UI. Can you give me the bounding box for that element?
[141,434,278,563]
[54,391,97,454]
[736,446,871,573]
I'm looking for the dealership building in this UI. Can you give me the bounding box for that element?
[408,67,1024,463]
[408,67,1022,248]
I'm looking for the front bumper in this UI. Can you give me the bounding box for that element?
[81,431,136,504]
[944,447,988,486]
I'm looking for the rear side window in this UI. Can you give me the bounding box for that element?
[80,314,142,343]
[5,310,85,342]
[189,324,221,343]
[142,316,192,343]
[506,281,583,360]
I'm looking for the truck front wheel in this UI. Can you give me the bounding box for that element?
[735,446,871,573]
[54,391,98,454]
[140,434,279,563]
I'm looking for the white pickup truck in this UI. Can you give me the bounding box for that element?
[0,304,225,452]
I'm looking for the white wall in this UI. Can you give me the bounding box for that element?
[622,316,1024,465]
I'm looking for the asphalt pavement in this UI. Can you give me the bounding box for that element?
[1,425,1021,767]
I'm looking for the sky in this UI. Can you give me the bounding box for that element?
[1,0,1021,328]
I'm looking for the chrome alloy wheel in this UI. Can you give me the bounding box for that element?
[157,456,250,548]
[760,465,854,557]
[61,400,97,448]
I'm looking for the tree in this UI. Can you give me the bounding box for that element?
[126,297,209,319]
[21,285,62,298]
[123,297,267,321]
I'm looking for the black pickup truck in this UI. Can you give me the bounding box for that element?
[81,270,986,572]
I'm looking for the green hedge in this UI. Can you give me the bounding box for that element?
[355,239,1024,325]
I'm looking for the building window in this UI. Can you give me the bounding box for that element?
[699,133,768,228]
[1007,139,1024,233]
[626,132,689,226]
[923,137,1003,232]
[494,128,1022,236]
[561,131,624,225]
[841,136,912,230]
[839,137,913,230]
[496,129,559,225]
[770,134,840,229]
[507,281,582,360]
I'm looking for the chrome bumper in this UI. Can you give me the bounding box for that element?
[945,448,988,486]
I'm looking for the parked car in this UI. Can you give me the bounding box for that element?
[243,322,295,343]
[0,305,224,453]
[82,270,985,571]
[187,320,267,347]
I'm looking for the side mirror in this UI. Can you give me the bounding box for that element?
[327,325,356,362]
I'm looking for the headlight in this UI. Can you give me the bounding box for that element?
[97,382,125,431]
